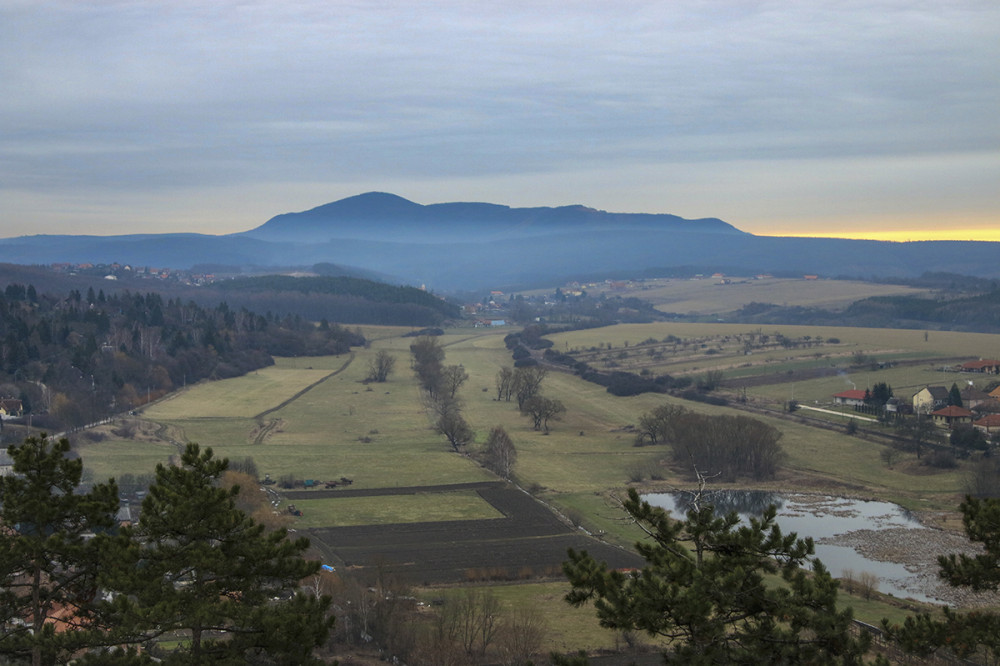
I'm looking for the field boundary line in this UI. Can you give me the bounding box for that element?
[252,352,355,421]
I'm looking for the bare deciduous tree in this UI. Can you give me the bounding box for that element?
[520,395,565,433]
[483,425,517,479]
[366,349,396,383]
[495,367,514,402]
[440,364,469,399]
[437,411,474,451]
[512,366,547,409]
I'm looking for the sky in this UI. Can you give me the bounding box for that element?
[2,1,999,241]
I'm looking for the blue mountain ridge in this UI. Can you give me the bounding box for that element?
[0,193,997,290]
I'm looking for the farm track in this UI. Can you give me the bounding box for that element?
[252,352,354,421]
[300,482,644,584]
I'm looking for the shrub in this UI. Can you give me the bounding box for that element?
[925,450,957,468]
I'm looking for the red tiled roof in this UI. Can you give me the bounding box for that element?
[931,405,973,418]
[961,360,1000,370]
[834,390,867,400]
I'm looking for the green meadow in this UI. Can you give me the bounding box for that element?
[73,319,998,655]
[80,321,994,512]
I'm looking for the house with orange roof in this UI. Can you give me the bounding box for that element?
[973,413,1000,436]
[833,389,867,408]
[931,405,973,429]
[960,359,1000,374]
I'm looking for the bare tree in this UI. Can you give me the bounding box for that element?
[437,411,474,451]
[483,425,517,479]
[495,607,547,665]
[440,364,469,399]
[635,403,687,446]
[858,571,879,601]
[512,366,547,409]
[520,395,565,433]
[495,367,514,402]
[366,349,396,383]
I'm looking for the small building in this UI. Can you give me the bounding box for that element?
[960,359,1000,374]
[0,398,23,418]
[912,386,949,414]
[960,385,991,410]
[973,398,1000,415]
[885,398,911,415]
[833,389,867,407]
[931,405,974,429]
[973,414,1000,437]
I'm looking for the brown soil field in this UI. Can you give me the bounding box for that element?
[297,482,644,585]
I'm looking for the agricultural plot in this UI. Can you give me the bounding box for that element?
[299,482,644,585]
[569,276,931,315]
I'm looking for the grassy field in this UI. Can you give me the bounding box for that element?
[530,276,932,315]
[290,490,504,528]
[72,319,997,658]
[78,321,992,513]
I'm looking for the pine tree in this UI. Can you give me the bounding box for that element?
[948,382,963,407]
[563,487,870,665]
[0,434,120,666]
[100,443,332,665]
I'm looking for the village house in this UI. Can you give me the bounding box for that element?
[912,386,949,414]
[833,389,868,407]
[930,405,974,429]
[0,398,23,418]
[974,398,1000,415]
[960,384,991,409]
[973,413,1000,437]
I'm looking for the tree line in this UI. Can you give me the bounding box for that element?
[211,274,461,326]
[634,403,785,481]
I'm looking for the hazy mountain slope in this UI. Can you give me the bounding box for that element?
[1,192,998,290]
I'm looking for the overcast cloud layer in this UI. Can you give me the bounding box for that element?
[2,1,998,239]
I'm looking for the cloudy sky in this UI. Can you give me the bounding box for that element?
[2,1,998,240]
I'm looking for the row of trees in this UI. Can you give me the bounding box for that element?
[495,365,566,433]
[410,336,476,453]
[410,338,523,480]
[0,435,331,665]
[634,403,785,481]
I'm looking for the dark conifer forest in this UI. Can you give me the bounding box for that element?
[0,283,364,431]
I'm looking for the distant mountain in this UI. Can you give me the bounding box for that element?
[242,191,743,243]
[1,192,998,290]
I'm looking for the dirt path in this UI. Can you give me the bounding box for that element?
[252,352,355,420]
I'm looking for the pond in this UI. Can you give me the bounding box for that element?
[642,490,940,603]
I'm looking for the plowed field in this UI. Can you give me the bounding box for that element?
[291,482,644,585]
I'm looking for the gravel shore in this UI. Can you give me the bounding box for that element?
[822,526,999,608]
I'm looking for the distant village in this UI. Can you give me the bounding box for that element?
[833,359,1000,436]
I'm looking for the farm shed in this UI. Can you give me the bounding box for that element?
[960,359,1000,374]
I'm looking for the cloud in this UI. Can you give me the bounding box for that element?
[1,1,998,236]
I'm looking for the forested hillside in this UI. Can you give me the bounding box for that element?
[211,274,461,325]
[0,284,363,431]
[731,285,1000,333]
